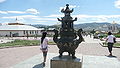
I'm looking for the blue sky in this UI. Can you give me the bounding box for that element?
[1,0,120,25]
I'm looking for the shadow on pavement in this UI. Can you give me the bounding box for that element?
[33,63,44,68]
[106,55,117,58]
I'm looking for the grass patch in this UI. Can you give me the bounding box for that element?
[114,43,120,47]
[114,34,120,38]
[103,42,120,47]
[0,40,40,47]
[48,41,56,45]
[0,40,56,48]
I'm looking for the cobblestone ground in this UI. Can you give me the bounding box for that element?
[0,36,120,68]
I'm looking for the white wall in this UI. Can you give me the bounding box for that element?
[0,31,21,36]
[0,30,42,37]
[23,30,42,36]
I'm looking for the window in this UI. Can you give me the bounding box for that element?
[23,30,25,34]
[30,31,32,34]
[32,31,34,34]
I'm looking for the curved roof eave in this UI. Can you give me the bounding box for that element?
[0,25,43,31]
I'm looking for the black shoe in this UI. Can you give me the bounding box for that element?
[43,62,45,67]
[72,56,76,59]
[59,55,62,58]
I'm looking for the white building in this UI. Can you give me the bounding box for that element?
[108,21,119,33]
[0,24,42,37]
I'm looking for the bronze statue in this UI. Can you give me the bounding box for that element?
[53,4,84,59]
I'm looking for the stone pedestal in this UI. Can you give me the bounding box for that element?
[51,54,83,68]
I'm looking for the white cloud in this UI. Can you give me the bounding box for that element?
[26,8,39,14]
[44,14,63,17]
[0,11,8,14]
[69,5,77,8]
[114,0,120,8]
[40,14,120,24]
[72,14,120,24]
[0,0,6,3]
[0,11,24,14]
[35,21,47,23]
[7,11,25,14]
[1,15,39,24]
[42,14,112,24]
[31,17,58,25]
[73,14,120,19]
[19,15,39,18]
[2,13,120,25]
[32,17,57,21]
[2,16,16,19]
[1,15,57,24]
[88,18,108,23]
[44,14,120,23]
[2,15,38,19]
[43,18,57,21]
[0,8,40,14]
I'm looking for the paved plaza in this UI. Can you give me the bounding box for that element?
[10,53,120,68]
[0,36,120,68]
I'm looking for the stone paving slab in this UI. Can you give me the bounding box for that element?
[11,53,120,68]
[83,55,120,68]
[10,53,57,68]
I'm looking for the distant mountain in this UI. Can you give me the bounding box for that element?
[31,24,61,30]
[31,22,120,31]
[74,22,120,31]
[30,24,47,28]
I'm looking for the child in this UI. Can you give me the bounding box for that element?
[40,32,48,66]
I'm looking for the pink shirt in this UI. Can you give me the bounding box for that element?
[40,38,48,51]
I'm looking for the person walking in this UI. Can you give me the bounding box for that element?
[40,32,48,66]
[106,32,116,56]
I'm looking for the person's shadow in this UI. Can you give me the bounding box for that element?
[106,55,117,58]
[33,63,44,68]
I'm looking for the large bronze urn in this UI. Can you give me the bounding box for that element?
[53,4,84,59]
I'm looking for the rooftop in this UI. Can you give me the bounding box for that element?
[0,25,41,30]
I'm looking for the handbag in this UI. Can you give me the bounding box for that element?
[113,38,116,43]
[42,47,47,50]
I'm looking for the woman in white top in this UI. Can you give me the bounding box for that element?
[106,32,116,56]
[40,32,48,66]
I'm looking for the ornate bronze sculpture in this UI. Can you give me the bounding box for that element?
[53,4,83,59]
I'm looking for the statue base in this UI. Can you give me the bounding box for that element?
[51,54,83,68]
